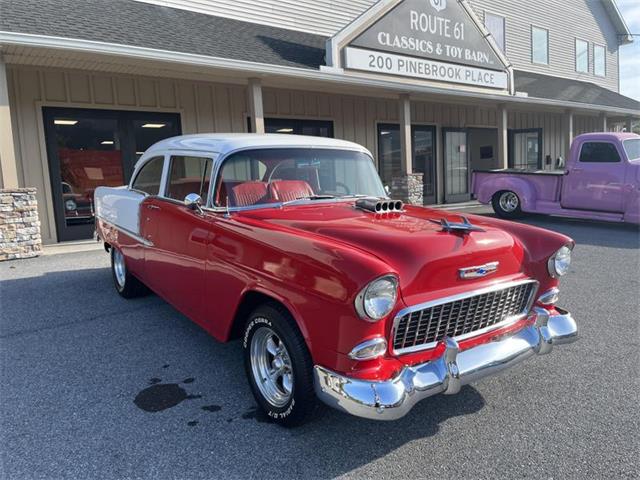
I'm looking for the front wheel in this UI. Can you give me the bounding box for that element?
[111,248,148,298]
[492,190,523,219]
[243,303,317,427]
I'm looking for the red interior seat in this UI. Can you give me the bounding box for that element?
[269,180,315,203]
[231,181,268,207]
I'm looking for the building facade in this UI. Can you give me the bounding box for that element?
[0,0,638,244]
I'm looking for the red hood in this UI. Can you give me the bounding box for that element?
[239,202,529,300]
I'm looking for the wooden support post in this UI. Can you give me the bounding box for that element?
[247,78,265,134]
[0,57,19,188]
[399,94,412,174]
[497,104,508,169]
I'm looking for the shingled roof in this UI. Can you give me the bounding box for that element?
[514,70,640,111]
[0,0,327,69]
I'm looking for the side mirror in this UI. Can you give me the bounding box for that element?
[184,193,204,214]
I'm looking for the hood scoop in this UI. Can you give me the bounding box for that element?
[355,197,404,214]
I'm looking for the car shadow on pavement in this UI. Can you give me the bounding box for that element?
[476,211,640,249]
[2,261,487,478]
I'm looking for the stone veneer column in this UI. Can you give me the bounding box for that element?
[390,173,423,206]
[0,188,42,261]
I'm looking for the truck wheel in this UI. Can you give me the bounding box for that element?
[492,191,523,219]
[243,303,317,427]
[111,247,148,298]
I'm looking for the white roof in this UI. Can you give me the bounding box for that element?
[144,133,370,157]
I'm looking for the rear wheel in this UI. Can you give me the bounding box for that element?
[243,303,317,427]
[111,248,148,298]
[492,190,523,219]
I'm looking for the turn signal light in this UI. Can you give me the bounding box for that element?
[348,337,388,360]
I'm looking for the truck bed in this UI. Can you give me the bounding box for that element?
[472,169,564,208]
[473,168,564,176]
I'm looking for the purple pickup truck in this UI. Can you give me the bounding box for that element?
[472,132,640,224]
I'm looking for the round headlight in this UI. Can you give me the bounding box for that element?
[548,245,572,278]
[355,275,398,321]
[65,199,77,211]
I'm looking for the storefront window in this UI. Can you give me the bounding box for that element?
[44,108,180,241]
[509,129,542,170]
[263,118,333,137]
[377,124,436,203]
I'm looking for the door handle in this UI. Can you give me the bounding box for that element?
[146,204,160,210]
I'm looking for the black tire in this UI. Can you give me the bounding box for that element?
[111,247,148,299]
[243,303,317,427]
[492,190,524,219]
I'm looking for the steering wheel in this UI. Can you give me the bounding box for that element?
[334,182,350,195]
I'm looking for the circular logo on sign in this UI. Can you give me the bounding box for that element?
[430,0,447,12]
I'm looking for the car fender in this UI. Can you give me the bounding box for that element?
[477,176,537,211]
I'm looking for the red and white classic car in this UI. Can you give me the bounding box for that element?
[95,134,578,426]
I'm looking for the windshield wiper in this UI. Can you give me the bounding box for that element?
[281,195,335,206]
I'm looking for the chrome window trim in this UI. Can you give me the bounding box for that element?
[162,153,216,206]
[129,155,167,196]
[391,279,539,355]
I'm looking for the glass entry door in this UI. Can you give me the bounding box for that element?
[509,129,542,169]
[443,128,470,203]
[43,107,181,241]
[377,124,436,204]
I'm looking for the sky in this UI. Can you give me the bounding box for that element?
[618,0,640,101]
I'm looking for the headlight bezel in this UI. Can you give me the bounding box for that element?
[547,244,573,278]
[65,198,77,211]
[355,274,399,322]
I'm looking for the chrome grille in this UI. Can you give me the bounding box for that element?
[392,280,537,354]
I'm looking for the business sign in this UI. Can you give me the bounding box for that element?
[344,0,508,89]
[345,47,508,89]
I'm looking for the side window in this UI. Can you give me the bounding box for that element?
[531,26,549,65]
[166,156,213,202]
[579,142,621,163]
[131,156,165,195]
[484,12,505,53]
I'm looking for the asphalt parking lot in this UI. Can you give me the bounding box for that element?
[1,207,639,479]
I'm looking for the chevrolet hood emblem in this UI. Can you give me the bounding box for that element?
[459,261,499,279]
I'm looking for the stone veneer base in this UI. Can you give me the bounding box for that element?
[0,188,42,261]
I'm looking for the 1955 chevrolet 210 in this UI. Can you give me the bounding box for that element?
[95,134,578,426]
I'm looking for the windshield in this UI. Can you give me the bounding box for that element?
[215,148,386,208]
[623,139,640,161]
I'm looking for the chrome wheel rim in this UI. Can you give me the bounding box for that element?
[499,192,519,212]
[250,325,293,408]
[113,249,126,288]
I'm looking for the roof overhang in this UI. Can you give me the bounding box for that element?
[603,0,634,45]
[1,31,639,117]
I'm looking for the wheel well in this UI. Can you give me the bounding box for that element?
[228,291,289,340]
[103,242,111,253]
[493,189,510,200]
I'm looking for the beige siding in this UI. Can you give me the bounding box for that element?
[7,66,247,243]
[471,0,620,92]
[574,114,603,135]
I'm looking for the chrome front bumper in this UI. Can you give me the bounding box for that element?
[314,307,577,420]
